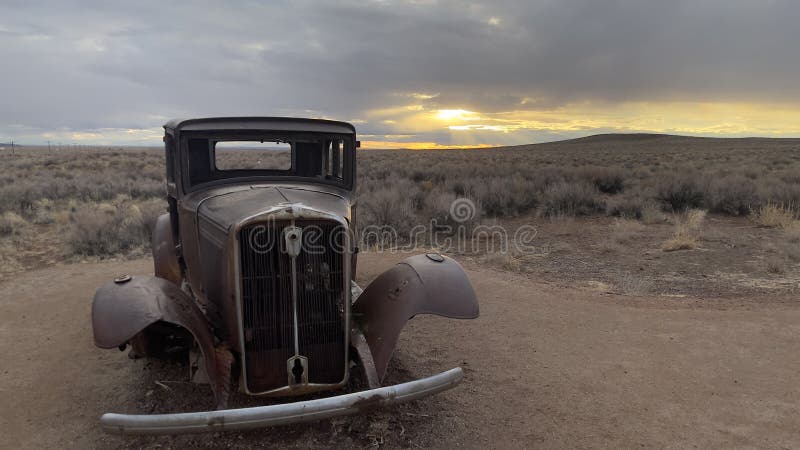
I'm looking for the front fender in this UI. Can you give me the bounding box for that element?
[92,275,232,408]
[352,254,479,380]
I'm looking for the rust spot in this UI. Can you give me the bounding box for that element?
[387,280,409,301]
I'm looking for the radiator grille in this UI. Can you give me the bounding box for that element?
[238,219,346,393]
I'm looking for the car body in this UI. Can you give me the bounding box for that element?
[91,117,479,434]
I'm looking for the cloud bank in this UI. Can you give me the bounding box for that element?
[1,0,799,146]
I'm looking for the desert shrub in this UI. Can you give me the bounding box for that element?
[67,202,152,257]
[31,198,55,224]
[129,177,165,199]
[428,192,482,233]
[473,174,536,217]
[662,209,706,251]
[410,170,428,183]
[540,181,605,217]
[0,182,41,215]
[606,195,650,219]
[0,212,27,236]
[529,169,568,192]
[777,169,800,185]
[135,198,168,244]
[358,184,416,238]
[607,195,665,223]
[761,179,800,207]
[580,167,625,194]
[448,179,472,197]
[656,173,707,211]
[709,175,759,215]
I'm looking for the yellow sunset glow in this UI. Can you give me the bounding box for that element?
[34,100,800,149]
[357,99,800,148]
[359,140,494,150]
[435,109,476,121]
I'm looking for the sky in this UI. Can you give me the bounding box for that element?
[1,0,799,148]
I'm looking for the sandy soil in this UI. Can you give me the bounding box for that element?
[1,252,799,448]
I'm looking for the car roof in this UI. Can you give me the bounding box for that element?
[164,117,356,134]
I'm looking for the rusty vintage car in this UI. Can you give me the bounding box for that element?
[91,117,479,434]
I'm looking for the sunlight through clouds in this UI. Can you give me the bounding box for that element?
[360,100,800,148]
[435,109,478,121]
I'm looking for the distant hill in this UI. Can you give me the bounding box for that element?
[479,133,800,153]
[547,133,800,145]
[364,133,800,151]
[558,133,686,143]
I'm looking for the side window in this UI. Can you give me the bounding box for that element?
[325,139,344,179]
[187,138,214,186]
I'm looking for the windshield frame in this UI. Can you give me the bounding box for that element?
[180,131,355,193]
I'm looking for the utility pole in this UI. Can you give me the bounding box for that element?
[48,140,51,153]
[10,140,13,156]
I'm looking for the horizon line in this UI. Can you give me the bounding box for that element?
[3,131,800,151]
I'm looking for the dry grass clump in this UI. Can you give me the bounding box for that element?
[0,212,28,236]
[540,181,605,217]
[662,209,706,252]
[752,203,798,229]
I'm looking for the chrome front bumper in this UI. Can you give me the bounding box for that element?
[101,367,463,435]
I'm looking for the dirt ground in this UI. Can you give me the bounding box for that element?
[1,252,800,449]
[464,214,800,298]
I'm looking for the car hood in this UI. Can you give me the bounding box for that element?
[197,185,352,232]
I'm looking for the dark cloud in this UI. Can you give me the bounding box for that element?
[0,0,798,144]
